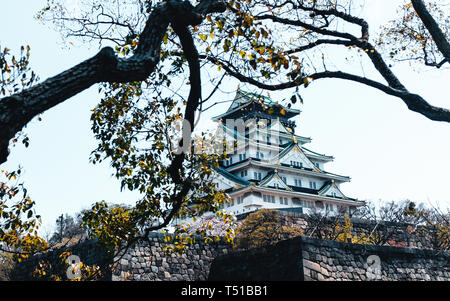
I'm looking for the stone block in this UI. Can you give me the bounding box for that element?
[320,268,330,277]
[303,259,321,273]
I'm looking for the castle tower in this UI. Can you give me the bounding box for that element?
[211,89,364,216]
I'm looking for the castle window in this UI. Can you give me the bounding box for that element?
[303,200,314,208]
[294,179,302,187]
[263,194,275,203]
[279,197,288,205]
[309,181,317,189]
[326,203,335,212]
[291,161,303,168]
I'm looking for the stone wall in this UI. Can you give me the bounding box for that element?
[11,232,231,281]
[10,210,448,281]
[112,233,231,281]
[10,239,113,280]
[208,236,450,281]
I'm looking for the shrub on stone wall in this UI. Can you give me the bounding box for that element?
[234,209,303,250]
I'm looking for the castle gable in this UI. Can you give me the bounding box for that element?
[318,181,347,199]
[259,172,292,191]
[273,143,320,172]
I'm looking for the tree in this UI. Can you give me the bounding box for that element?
[197,0,450,122]
[164,211,237,253]
[234,209,303,249]
[1,0,231,262]
[0,0,227,165]
[378,0,449,68]
[0,0,449,265]
[1,0,449,165]
[351,200,449,250]
[0,167,47,259]
[48,213,87,245]
[403,201,450,251]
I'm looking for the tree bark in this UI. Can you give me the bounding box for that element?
[411,0,450,63]
[0,0,226,165]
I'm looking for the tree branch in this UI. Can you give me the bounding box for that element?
[204,55,450,122]
[0,0,227,165]
[411,0,450,63]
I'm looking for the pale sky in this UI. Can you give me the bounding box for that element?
[1,0,449,236]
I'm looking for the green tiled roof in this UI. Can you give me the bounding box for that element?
[215,166,250,186]
[212,89,300,120]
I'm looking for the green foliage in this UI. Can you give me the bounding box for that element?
[234,209,303,250]
[331,214,379,245]
[81,202,138,251]
[0,168,46,261]
[0,44,46,262]
[32,250,103,281]
[86,44,230,252]
[0,44,38,96]
[1,45,40,150]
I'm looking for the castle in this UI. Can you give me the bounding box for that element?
[211,88,364,216]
